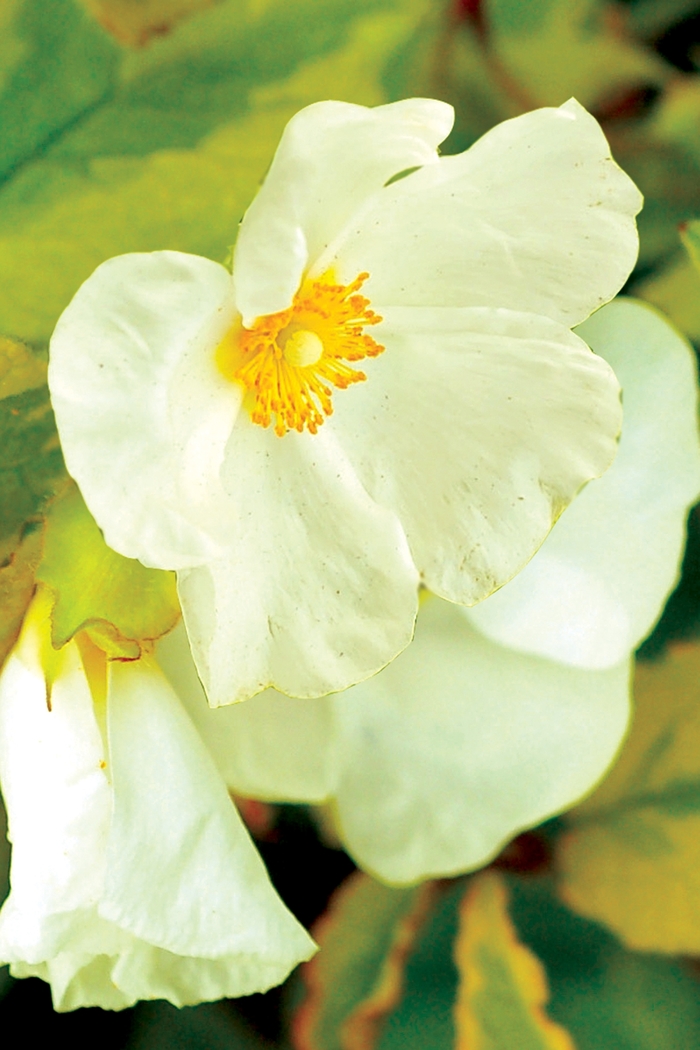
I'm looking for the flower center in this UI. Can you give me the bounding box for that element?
[282,329,324,368]
[216,272,384,436]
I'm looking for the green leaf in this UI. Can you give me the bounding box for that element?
[556,643,700,953]
[37,484,180,659]
[486,0,558,36]
[0,0,117,184]
[0,0,432,345]
[309,870,700,1050]
[510,875,700,1050]
[453,872,575,1050]
[484,0,669,110]
[437,17,518,155]
[0,335,66,672]
[0,336,65,558]
[377,871,700,1050]
[615,78,700,269]
[293,872,437,1050]
[373,880,463,1050]
[627,0,700,39]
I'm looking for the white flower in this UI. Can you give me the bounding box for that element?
[162,299,700,884]
[0,602,314,1011]
[48,97,640,704]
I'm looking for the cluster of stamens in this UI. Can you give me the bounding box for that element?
[217,272,384,436]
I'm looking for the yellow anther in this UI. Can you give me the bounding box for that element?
[216,272,384,436]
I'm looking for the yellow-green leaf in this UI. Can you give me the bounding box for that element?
[454,871,575,1050]
[648,75,700,170]
[681,218,700,275]
[293,872,436,1050]
[557,643,700,953]
[37,484,179,659]
[637,253,700,342]
[0,0,431,345]
[0,334,45,398]
[79,0,220,47]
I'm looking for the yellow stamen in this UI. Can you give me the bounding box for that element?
[216,272,384,436]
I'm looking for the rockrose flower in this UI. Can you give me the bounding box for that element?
[48,97,640,704]
[164,300,700,883]
[0,596,314,1011]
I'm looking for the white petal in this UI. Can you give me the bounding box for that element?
[0,625,314,1011]
[48,251,239,570]
[178,419,419,703]
[332,596,631,884]
[233,98,454,325]
[466,299,700,667]
[21,933,319,1012]
[0,638,137,1008]
[321,99,640,327]
[0,634,111,964]
[158,624,339,801]
[13,956,135,1012]
[108,943,304,1009]
[101,657,315,989]
[331,306,621,605]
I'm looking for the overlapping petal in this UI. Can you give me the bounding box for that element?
[159,625,339,801]
[0,641,110,966]
[175,599,629,884]
[0,621,314,1011]
[48,250,238,571]
[321,99,641,327]
[233,98,454,324]
[179,418,418,703]
[331,598,630,883]
[466,299,700,667]
[332,306,622,604]
[102,657,314,973]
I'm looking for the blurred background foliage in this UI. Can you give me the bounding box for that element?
[5,0,700,1045]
